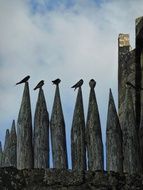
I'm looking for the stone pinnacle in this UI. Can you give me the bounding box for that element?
[50,85,68,169]
[86,82,104,171]
[9,120,17,167]
[106,89,123,172]
[2,129,10,167]
[71,87,86,170]
[34,88,49,168]
[17,82,33,169]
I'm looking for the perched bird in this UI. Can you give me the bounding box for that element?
[71,79,83,91]
[52,78,61,85]
[34,80,44,90]
[16,75,30,85]
[126,81,143,91]
[89,79,96,89]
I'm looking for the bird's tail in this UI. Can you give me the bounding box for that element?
[71,85,77,91]
[16,82,20,85]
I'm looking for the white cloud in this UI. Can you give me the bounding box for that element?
[0,0,143,166]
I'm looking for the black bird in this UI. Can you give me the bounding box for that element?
[16,75,30,85]
[34,80,44,90]
[52,78,61,85]
[89,79,96,89]
[126,81,143,91]
[71,79,83,91]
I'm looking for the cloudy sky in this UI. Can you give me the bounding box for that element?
[0,0,143,167]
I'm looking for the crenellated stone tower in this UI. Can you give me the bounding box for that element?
[118,16,143,171]
[118,16,143,130]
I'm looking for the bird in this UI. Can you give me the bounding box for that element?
[34,80,44,90]
[89,79,96,89]
[52,78,61,85]
[126,81,143,91]
[71,79,83,91]
[16,75,30,85]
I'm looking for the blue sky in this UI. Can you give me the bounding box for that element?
[0,0,143,168]
[28,0,104,12]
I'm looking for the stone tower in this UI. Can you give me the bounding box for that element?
[118,16,143,172]
[118,34,135,128]
[118,16,143,130]
[136,16,143,169]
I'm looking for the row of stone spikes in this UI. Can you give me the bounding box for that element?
[0,81,141,174]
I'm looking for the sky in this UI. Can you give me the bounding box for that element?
[0,0,143,168]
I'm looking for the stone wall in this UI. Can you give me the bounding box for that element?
[0,167,143,190]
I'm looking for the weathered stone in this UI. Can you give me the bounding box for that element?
[50,85,68,169]
[0,142,2,167]
[86,84,104,171]
[43,169,84,186]
[106,89,123,173]
[17,82,33,169]
[118,34,130,116]
[122,87,141,174]
[118,34,136,129]
[136,17,143,128]
[139,110,143,170]
[71,87,86,170]
[9,120,17,167]
[2,129,10,167]
[0,168,143,190]
[4,129,10,153]
[34,88,49,168]
[137,16,143,171]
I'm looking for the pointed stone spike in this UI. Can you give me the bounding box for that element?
[9,120,17,167]
[10,120,17,145]
[71,87,86,170]
[4,129,10,151]
[86,86,104,171]
[122,87,141,174]
[34,88,49,168]
[2,129,10,167]
[17,82,33,169]
[0,141,2,167]
[0,141,2,152]
[106,89,123,172]
[50,85,68,169]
